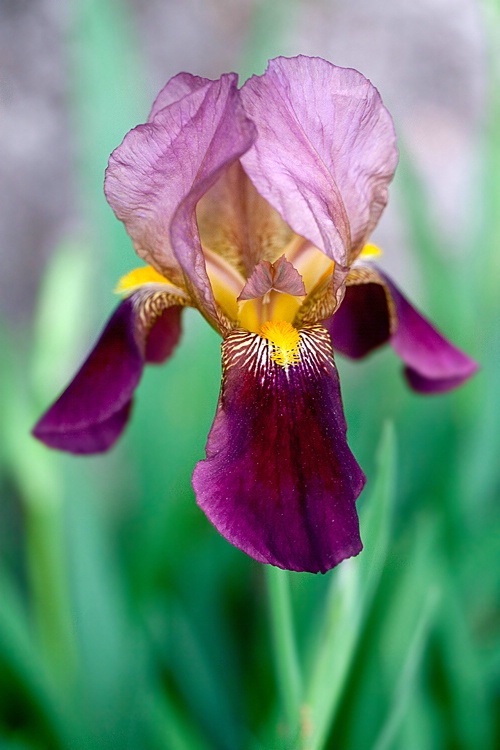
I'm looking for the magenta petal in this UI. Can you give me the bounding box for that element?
[240,56,398,264]
[403,368,475,394]
[382,275,479,393]
[33,297,183,454]
[327,282,391,358]
[105,73,256,330]
[145,305,184,363]
[192,326,365,573]
[35,401,134,455]
[328,267,478,393]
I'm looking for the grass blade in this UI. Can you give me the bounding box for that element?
[372,587,439,750]
[304,422,396,750]
[265,565,303,744]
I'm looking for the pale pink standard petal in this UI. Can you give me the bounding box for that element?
[148,72,212,121]
[240,56,398,264]
[105,74,256,331]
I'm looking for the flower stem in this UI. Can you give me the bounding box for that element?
[265,564,302,743]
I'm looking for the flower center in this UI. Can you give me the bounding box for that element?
[259,320,301,367]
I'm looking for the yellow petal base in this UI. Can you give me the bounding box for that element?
[259,320,301,367]
[115,266,173,295]
[359,243,382,259]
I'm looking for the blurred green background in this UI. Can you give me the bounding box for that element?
[0,1,498,748]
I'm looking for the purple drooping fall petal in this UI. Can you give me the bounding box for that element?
[383,274,479,393]
[327,266,478,393]
[192,325,365,573]
[240,56,398,266]
[32,294,184,454]
[327,281,391,358]
[105,74,256,333]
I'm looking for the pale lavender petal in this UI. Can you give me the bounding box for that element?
[33,295,183,454]
[148,72,211,121]
[240,56,398,265]
[105,74,256,332]
[192,325,365,573]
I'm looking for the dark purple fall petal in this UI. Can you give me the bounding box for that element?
[32,296,183,454]
[383,275,479,393]
[402,368,475,394]
[105,74,256,333]
[192,325,365,573]
[327,282,391,358]
[240,56,398,265]
[145,305,184,363]
[327,267,478,393]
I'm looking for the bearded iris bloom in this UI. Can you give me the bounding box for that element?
[33,56,477,573]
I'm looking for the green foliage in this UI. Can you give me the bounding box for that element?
[1,1,499,748]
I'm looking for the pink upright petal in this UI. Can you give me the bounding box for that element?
[240,56,398,265]
[192,325,365,573]
[105,74,256,332]
[148,72,212,121]
[32,295,184,454]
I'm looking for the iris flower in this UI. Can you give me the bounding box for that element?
[33,57,477,573]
